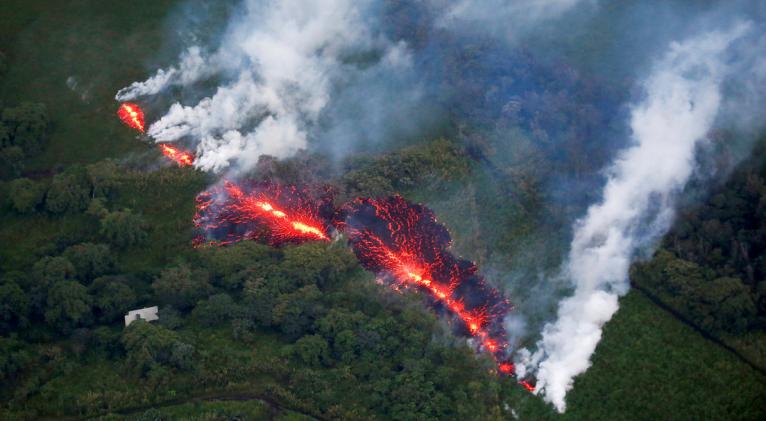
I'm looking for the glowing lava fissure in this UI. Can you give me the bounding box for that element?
[159,143,195,167]
[117,102,145,132]
[337,196,513,364]
[116,103,195,167]
[193,182,529,385]
[194,180,334,247]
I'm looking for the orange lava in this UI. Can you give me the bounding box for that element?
[519,379,536,392]
[224,182,329,242]
[362,239,498,355]
[159,144,194,167]
[117,103,145,132]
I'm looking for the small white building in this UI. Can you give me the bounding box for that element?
[124,306,159,327]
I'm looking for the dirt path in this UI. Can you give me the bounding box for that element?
[83,390,322,421]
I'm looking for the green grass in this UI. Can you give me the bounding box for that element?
[111,400,274,421]
[504,292,766,420]
[109,168,210,273]
[0,0,180,169]
[0,211,95,271]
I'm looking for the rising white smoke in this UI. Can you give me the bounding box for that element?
[116,46,209,101]
[116,0,411,172]
[516,22,752,412]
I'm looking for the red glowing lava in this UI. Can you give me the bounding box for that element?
[519,379,536,393]
[337,196,512,363]
[194,180,333,247]
[159,144,195,167]
[117,103,145,132]
[192,181,530,387]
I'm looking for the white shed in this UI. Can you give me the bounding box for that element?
[124,306,159,327]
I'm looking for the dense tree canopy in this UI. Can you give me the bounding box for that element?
[45,167,91,213]
[99,209,148,248]
[633,140,766,337]
[44,280,91,332]
[62,243,114,282]
[1,102,48,154]
[122,320,195,376]
[90,276,136,323]
[7,177,44,213]
[152,265,212,310]
[0,146,24,180]
[0,280,29,333]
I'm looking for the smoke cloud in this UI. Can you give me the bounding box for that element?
[516,22,752,412]
[116,46,209,101]
[117,0,413,173]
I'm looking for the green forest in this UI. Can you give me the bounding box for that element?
[1,1,765,420]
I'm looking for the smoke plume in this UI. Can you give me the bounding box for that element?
[116,0,413,173]
[516,22,752,412]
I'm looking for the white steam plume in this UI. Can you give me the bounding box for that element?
[116,46,208,101]
[116,0,411,172]
[516,22,752,412]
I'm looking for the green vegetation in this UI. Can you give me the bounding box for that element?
[0,1,765,420]
[632,138,766,369]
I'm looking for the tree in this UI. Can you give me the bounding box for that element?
[699,277,756,334]
[99,209,148,248]
[0,146,24,180]
[86,159,119,198]
[152,265,212,310]
[90,276,136,323]
[242,278,280,327]
[199,241,278,290]
[332,329,361,364]
[0,123,11,148]
[0,337,32,383]
[292,334,331,367]
[121,320,195,376]
[157,306,183,330]
[2,102,48,154]
[62,243,114,282]
[32,256,76,287]
[191,293,238,326]
[7,178,44,213]
[272,284,324,339]
[86,197,108,218]
[632,251,757,335]
[44,280,91,331]
[90,326,122,357]
[280,243,359,290]
[0,280,29,333]
[45,167,90,213]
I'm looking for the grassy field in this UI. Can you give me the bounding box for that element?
[101,399,315,421]
[0,0,179,170]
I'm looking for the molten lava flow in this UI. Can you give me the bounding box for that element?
[519,379,536,393]
[194,180,333,247]
[159,144,195,167]
[192,182,531,389]
[117,103,145,132]
[337,196,513,365]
